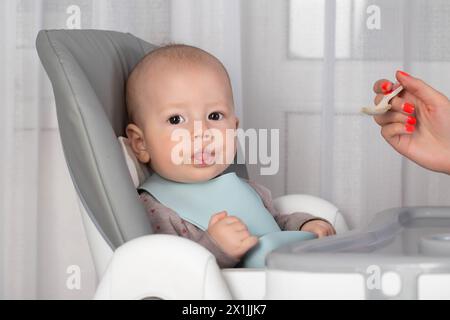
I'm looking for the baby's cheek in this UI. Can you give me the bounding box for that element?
[218,128,237,158]
[163,143,182,166]
[145,137,171,165]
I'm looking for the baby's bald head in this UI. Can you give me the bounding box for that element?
[125,44,233,126]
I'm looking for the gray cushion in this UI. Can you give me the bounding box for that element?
[36,29,247,249]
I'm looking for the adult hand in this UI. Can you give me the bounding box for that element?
[372,70,450,174]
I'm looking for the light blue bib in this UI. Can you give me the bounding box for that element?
[139,172,316,268]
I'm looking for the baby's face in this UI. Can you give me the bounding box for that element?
[127,61,238,183]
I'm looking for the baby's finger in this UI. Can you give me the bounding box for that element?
[329,225,337,235]
[208,211,228,227]
[315,227,328,238]
[373,110,415,126]
[221,215,242,225]
[237,229,251,240]
[240,235,259,252]
[381,122,415,141]
[230,221,248,232]
[324,224,336,236]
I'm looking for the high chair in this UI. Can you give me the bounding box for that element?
[36,29,349,299]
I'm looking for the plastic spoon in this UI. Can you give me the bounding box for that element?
[361,85,404,115]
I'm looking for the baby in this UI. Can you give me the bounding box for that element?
[125,44,335,268]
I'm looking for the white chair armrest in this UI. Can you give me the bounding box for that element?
[273,194,349,233]
[94,234,231,300]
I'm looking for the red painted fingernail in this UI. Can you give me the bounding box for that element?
[381,81,393,94]
[403,102,415,114]
[405,124,415,133]
[398,70,410,77]
[406,116,416,125]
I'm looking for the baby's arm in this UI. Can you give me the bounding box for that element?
[246,180,336,237]
[139,192,243,268]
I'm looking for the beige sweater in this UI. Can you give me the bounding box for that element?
[139,178,323,268]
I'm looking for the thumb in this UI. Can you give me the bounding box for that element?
[208,211,228,227]
[395,70,442,105]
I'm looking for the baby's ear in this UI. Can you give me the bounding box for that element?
[125,123,151,164]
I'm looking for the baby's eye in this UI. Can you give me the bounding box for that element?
[167,115,185,125]
[208,112,223,121]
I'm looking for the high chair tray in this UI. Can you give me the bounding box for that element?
[265,207,450,299]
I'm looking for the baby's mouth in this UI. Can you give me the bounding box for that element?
[192,150,216,166]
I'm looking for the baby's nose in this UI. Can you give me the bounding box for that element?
[192,121,213,140]
[194,131,212,140]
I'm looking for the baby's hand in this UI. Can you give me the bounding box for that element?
[300,220,336,238]
[207,211,259,260]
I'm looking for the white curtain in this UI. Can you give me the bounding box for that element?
[1,0,450,299]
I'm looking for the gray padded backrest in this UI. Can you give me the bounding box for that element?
[36,29,248,249]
